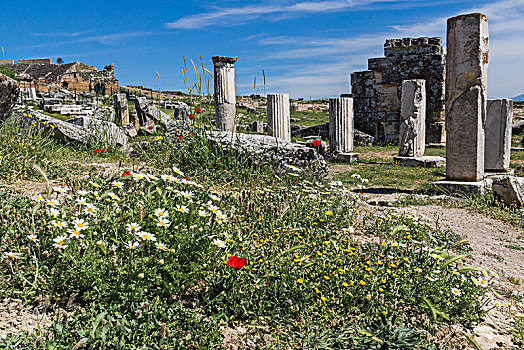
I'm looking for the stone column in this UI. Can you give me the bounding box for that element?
[485,99,512,172]
[329,97,354,153]
[213,56,237,132]
[113,93,130,126]
[445,13,489,182]
[399,79,426,157]
[267,93,291,141]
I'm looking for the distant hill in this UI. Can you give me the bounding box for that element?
[513,93,524,102]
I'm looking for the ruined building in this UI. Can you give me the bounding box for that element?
[351,37,445,144]
[0,58,118,94]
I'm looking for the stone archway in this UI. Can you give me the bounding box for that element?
[94,82,106,95]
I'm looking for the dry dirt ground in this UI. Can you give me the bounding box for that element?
[361,199,523,350]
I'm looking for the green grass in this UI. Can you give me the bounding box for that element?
[0,115,496,349]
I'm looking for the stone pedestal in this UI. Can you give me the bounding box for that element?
[267,93,291,141]
[399,79,426,157]
[329,97,355,153]
[433,179,492,196]
[332,153,360,163]
[113,93,130,126]
[394,156,445,168]
[485,99,512,172]
[213,56,237,132]
[445,13,489,182]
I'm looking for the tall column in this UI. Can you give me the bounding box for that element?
[213,56,237,132]
[399,79,426,157]
[485,99,512,172]
[113,93,129,126]
[445,13,489,181]
[329,97,354,153]
[267,93,290,141]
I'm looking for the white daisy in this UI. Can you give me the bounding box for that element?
[451,288,461,296]
[32,194,44,202]
[107,192,120,201]
[154,208,169,219]
[47,208,60,217]
[47,199,60,207]
[67,229,85,239]
[72,218,89,231]
[213,239,227,248]
[84,204,97,216]
[125,241,141,251]
[27,234,39,242]
[4,252,21,259]
[155,242,167,251]
[112,181,124,188]
[156,219,171,228]
[53,236,70,250]
[137,231,157,242]
[126,223,141,232]
[175,205,189,214]
[77,190,89,196]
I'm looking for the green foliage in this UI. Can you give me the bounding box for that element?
[0,65,17,80]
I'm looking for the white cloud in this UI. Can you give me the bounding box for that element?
[236,0,524,98]
[166,0,423,29]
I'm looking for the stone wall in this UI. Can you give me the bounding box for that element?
[351,37,445,144]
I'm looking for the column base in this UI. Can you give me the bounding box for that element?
[393,156,446,168]
[331,153,360,164]
[432,179,493,196]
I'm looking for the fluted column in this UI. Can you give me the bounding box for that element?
[213,56,237,132]
[267,93,290,141]
[329,97,354,153]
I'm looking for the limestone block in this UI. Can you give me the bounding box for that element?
[485,99,512,172]
[66,116,128,148]
[0,73,20,124]
[492,176,524,207]
[445,13,489,181]
[399,79,426,157]
[329,97,354,153]
[267,93,291,141]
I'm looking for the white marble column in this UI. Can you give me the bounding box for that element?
[213,56,237,132]
[267,93,290,141]
[329,97,354,153]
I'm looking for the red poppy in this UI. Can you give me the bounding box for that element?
[195,107,203,114]
[312,140,322,147]
[188,114,194,119]
[94,149,99,153]
[179,135,183,139]
[121,170,133,180]
[106,148,110,151]
[147,125,153,130]
[100,149,104,153]
[228,256,247,270]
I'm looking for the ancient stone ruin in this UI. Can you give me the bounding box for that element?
[267,93,291,141]
[398,79,426,158]
[351,37,445,144]
[444,13,489,183]
[485,99,512,172]
[329,97,359,163]
[0,73,19,123]
[213,56,237,132]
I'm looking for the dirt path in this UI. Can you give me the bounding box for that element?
[365,201,523,349]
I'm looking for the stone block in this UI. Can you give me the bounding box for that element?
[331,152,360,163]
[393,156,445,168]
[492,175,524,207]
[432,179,492,196]
[485,99,512,172]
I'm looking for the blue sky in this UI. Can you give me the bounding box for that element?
[1,0,523,99]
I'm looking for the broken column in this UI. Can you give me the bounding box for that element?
[445,13,489,182]
[329,97,359,163]
[267,93,291,141]
[394,80,445,167]
[113,93,130,126]
[485,99,512,172]
[399,80,426,157]
[212,56,237,132]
